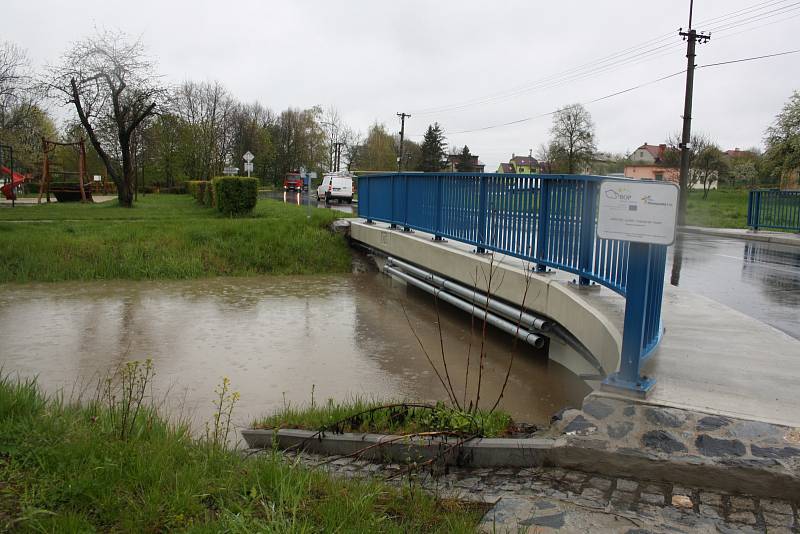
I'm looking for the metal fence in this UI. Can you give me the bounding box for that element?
[747,189,800,232]
[358,172,669,393]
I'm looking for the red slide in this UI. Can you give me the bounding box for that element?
[1,165,28,200]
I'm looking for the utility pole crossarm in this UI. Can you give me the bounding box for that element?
[676,0,710,227]
[397,112,411,173]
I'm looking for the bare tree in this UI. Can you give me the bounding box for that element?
[0,41,34,131]
[342,128,363,171]
[46,30,163,207]
[0,42,56,171]
[172,80,236,180]
[549,103,596,174]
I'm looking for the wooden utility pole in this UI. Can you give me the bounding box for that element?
[397,112,411,172]
[78,138,88,203]
[38,137,50,204]
[677,0,710,226]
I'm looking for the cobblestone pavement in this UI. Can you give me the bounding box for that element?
[274,451,799,533]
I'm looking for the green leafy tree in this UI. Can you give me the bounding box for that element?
[764,90,800,189]
[729,154,759,188]
[548,103,596,174]
[0,42,57,174]
[354,122,396,171]
[417,123,447,172]
[693,145,730,199]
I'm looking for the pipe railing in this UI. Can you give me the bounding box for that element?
[359,172,669,394]
[747,189,800,232]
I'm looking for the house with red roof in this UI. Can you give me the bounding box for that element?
[496,153,547,174]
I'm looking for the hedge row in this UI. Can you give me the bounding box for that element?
[185,177,257,215]
[212,177,258,215]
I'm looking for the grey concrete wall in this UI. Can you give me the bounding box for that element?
[350,222,622,377]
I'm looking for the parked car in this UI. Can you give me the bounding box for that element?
[317,172,353,203]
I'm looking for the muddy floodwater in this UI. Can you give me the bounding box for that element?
[0,270,590,431]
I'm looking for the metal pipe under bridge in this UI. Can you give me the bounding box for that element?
[354,172,670,396]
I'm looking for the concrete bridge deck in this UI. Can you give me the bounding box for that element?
[350,219,800,428]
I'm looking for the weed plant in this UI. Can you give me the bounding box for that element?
[256,397,514,438]
[0,371,483,532]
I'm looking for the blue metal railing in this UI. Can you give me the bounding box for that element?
[747,189,800,231]
[359,172,670,393]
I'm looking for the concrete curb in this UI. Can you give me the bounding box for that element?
[679,226,800,247]
[241,428,800,500]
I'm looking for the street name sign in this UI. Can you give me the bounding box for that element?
[597,180,679,245]
[244,162,253,172]
[223,166,239,176]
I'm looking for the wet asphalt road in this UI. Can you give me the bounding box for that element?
[260,190,356,215]
[262,192,799,340]
[667,233,800,340]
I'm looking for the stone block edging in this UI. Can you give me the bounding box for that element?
[241,427,800,500]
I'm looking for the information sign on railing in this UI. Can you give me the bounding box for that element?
[597,181,679,245]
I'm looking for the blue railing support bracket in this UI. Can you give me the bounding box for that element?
[357,172,669,394]
[601,241,656,398]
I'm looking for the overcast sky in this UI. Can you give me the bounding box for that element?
[7,0,800,168]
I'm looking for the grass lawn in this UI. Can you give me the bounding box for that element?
[0,195,353,282]
[256,398,514,438]
[0,374,483,533]
[685,188,749,229]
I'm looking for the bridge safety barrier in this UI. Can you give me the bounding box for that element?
[358,172,669,395]
[747,189,800,232]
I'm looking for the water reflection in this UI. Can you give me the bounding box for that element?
[0,273,589,432]
[670,233,684,287]
[261,190,356,215]
[667,234,800,339]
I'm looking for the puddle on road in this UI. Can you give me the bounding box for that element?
[0,271,590,431]
[260,190,357,215]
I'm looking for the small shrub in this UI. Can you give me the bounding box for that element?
[212,176,258,215]
[205,179,216,207]
[197,181,208,204]
[186,180,202,200]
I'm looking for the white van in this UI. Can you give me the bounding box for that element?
[317,172,354,203]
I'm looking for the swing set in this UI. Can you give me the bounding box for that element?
[38,137,94,203]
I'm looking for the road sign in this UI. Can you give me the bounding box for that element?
[243,151,254,163]
[244,162,253,173]
[223,166,239,176]
[597,180,679,245]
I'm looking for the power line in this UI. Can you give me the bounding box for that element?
[698,47,800,68]
[408,0,800,117]
[704,1,800,32]
[437,47,800,137]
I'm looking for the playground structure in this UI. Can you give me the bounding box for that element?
[38,137,93,203]
[0,143,29,204]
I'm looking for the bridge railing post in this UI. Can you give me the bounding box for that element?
[403,174,411,232]
[362,176,373,224]
[390,175,397,229]
[476,175,488,253]
[578,180,597,285]
[535,177,551,272]
[434,175,443,240]
[751,191,761,232]
[602,241,655,397]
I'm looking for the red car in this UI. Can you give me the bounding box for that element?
[283,172,304,192]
